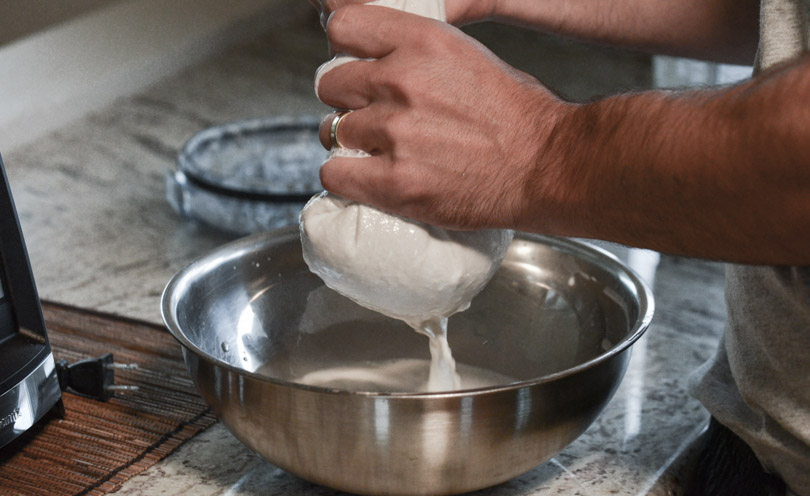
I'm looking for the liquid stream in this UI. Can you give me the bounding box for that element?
[298,318,514,392]
[411,317,461,391]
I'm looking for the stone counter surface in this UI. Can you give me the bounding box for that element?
[5,3,725,494]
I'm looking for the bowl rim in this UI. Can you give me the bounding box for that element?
[174,115,323,201]
[161,226,654,399]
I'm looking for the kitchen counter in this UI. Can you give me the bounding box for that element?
[4,3,725,494]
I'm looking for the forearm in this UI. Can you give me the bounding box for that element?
[462,0,760,65]
[530,56,810,264]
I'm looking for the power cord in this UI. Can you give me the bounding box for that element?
[55,353,138,401]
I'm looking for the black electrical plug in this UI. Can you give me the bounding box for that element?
[56,353,138,401]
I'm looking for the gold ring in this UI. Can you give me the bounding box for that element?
[330,111,350,149]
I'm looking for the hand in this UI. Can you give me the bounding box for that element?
[308,0,498,28]
[315,5,573,231]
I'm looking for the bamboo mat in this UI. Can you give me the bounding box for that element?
[0,302,218,496]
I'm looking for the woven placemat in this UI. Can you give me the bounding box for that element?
[0,302,217,496]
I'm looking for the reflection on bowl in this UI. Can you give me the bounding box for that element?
[167,116,324,236]
[161,228,654,496]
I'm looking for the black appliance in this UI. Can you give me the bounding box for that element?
[0,153,63,448]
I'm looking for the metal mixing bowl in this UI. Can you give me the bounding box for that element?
[162,227,653,496]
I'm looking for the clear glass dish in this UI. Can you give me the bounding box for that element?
[167,116,324,236]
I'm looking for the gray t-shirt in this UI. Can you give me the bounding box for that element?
[690,2,810,494]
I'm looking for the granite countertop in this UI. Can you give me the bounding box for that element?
[5,3,726,494]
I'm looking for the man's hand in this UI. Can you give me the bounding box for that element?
[310,2,810,264]
[315,5,572,231]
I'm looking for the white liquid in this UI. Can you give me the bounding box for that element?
[409,317,460,391]
[298,357,514,393]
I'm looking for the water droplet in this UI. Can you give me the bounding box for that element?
[221,342,230,352]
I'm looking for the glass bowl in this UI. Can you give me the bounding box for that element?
[167,116,324,236]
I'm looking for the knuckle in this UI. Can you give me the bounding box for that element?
[390,170,426,207]
[389,64,416,92]
[379,112,411,143]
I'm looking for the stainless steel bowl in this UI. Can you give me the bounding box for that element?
[162,227,653,496]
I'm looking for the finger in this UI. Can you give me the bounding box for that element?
[316,0,381,32]
[326,5,439,59]
[319,0,372,30]
[320,154,394,207]
[318,109,387,152]
[315,57,375,109]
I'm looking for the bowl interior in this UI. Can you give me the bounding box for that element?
[165,229,650,393]
[178,117,323,196]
